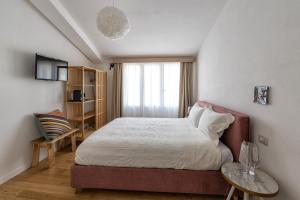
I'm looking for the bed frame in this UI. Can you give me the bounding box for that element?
[70,101,249,195]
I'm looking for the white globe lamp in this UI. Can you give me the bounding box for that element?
[97,6,130,40]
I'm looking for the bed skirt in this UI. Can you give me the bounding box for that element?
[70,164,229,195]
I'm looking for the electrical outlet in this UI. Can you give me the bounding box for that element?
[258,134,269,146]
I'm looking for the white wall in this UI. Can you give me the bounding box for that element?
[197,0,300,199]
[0,0,93,183]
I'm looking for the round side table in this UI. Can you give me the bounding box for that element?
[221,162,279,200]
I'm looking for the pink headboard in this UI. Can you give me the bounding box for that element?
[198,101,250,161]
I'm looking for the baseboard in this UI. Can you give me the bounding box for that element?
[0,161,31,184]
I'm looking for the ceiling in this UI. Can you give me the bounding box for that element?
[31,0,228,62]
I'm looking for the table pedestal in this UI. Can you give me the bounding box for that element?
[226,186,250,200]
[226,186,235,200]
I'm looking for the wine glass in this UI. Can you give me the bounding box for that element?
[249,143,259,176]
[239,141,250,174]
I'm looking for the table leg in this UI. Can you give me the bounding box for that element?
[226,186,235,200]
[243,192,249,200]
[47,143,55,168]
[31,143,40,167]
[58,139,64,151]
[71,133,76,152]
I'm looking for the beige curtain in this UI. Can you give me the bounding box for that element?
[179,62,193,117]
[112,63,123,119]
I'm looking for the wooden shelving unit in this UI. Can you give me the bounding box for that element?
[67,99,96,104]
[65,66,107,141]
[96,70,107,130]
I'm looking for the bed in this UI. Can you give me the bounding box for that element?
[71,101,249,195]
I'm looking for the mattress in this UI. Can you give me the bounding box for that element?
[75,118,233,170]
[218,141,233,165]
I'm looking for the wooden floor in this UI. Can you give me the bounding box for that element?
[0,148,224,200]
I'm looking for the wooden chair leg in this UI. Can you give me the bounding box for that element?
[31,143,40,167]
[71,133,76,152]
[47,143,55,168]
[58,139,64,151]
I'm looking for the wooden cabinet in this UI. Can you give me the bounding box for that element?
[65,66,107,141]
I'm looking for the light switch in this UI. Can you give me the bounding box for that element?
[258,134,269,146]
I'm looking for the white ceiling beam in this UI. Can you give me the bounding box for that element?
[29,0,102,63]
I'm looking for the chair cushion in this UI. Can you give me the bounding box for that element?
[34,113,72,141]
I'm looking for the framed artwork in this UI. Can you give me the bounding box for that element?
[254,86,269,105]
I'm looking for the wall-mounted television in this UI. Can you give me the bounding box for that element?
[35,54,68,81]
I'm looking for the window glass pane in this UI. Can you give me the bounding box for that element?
[144,63,161,107]
[163,62,180,108]
[122,62,180,118]
[122,63,141,106]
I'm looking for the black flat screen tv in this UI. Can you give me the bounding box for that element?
[35,54,68,81]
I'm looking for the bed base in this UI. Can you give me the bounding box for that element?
[71,164,229,195]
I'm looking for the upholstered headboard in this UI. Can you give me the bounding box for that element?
[198,101,250,161]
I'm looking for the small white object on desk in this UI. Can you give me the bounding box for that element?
[221,162,279,200]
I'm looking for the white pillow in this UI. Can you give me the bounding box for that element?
[187,103,205,127]
[198,108,235,145]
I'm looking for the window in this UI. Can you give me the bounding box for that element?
[122,62,180,118]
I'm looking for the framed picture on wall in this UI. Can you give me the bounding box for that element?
[254,86,269,105]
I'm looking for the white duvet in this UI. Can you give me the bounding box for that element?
[75,118,223,170]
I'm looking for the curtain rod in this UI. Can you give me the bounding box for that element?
[112,56,195,63]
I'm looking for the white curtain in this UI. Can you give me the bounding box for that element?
[122,62,180,118]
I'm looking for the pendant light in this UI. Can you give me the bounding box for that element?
[96,0,130,40]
